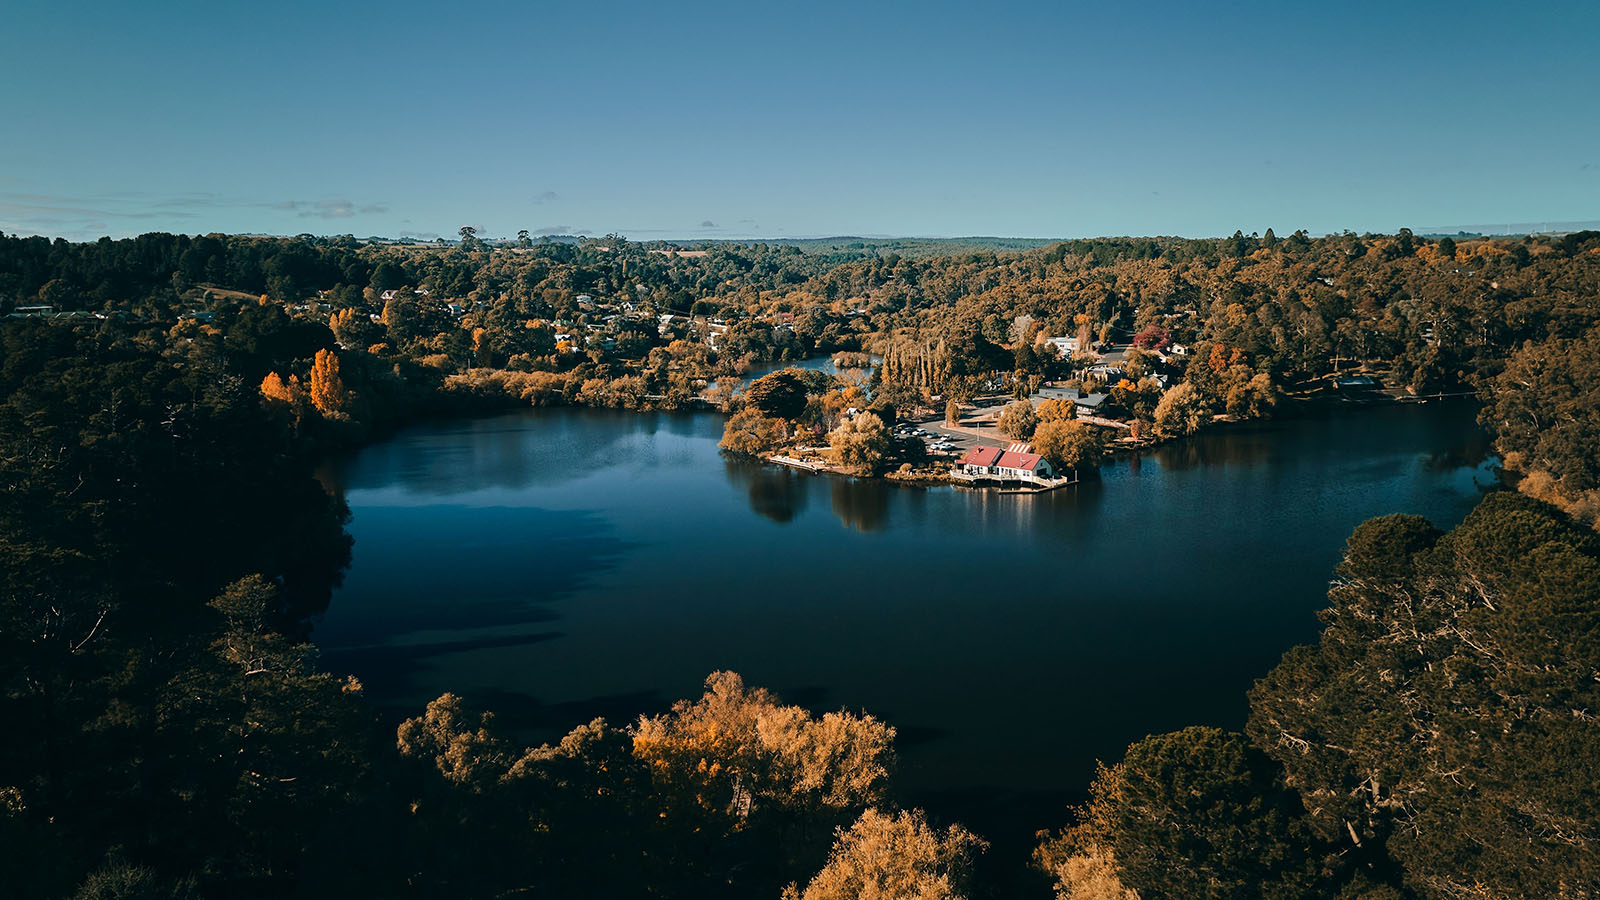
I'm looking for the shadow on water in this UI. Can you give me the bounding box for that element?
[326,630,566,709]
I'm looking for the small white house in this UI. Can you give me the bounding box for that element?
[954,444,1058,481]
[1045,336,1080,358]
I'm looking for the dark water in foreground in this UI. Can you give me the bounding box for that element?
[314,400,1496,836]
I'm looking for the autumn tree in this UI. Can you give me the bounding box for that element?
[259,371,311,434]
[1132,323,1172,350]
[1222,370,1278,419]
[829,412,891,476]
[1034,826,1138,900]
[721,407,786,456]
[1152,382,1208,438]
[1031,419,1105,475]
[1108,377,1163,420]
[705,375,744,412]
[328,308,380,349]
[745,368,811,420]
[997,400,1038,440]
[1036,397,1077,423]
[782,808,985,900]
[632,672,895,831]
[397,693,515,791]
[308,349,354,421]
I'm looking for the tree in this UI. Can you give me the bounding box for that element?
[1152,383,1208,438]
[1222,371,1278,418]
[720,407,785,456]
[259,371,311,434]
[1248,493,1600,900]
[829,412,891,475]
[1037,397,1077,423]
[782,808,985,900]
[328,308,380,349]
[945,398,962,426]
[382,289,450,348]
[997,400,1038,440]
[745,368,810,420]
[1034,825,1137,900]
[705,375,743,412]
[1131,324,1171,351]
[633,672,895,827]
[397,694,514,791]
[308,349,353,421]
[1109,378,1163,420]
[1481,326,1600,525]
[1031,419,1105,474]
[1076,728,1326,900]
[368,260,406,295]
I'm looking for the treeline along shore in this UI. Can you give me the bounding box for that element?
[1,227,1597,898]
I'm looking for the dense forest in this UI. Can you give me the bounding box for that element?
[1,228,1597,898]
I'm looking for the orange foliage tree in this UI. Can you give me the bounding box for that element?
[308,349,353,421]
[259,371,310,434]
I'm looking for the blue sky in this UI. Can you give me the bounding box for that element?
[3,0,1597,241]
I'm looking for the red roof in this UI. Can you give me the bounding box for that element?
[957,445,1045,471]
[958,446,1002,467]
[997,449,1044,470]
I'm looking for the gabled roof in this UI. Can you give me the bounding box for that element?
[958,446,1003,467]
[996,449,1044,470]
[958,445,1045,470]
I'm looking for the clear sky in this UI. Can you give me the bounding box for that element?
[3,0,1597,241]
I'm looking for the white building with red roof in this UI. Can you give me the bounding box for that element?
[954,442,1059,483]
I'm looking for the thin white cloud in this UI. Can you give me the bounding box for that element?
[274,199,390,219]
[0,190,391,239]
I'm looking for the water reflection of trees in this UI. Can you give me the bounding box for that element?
[1150,431,1275,472]
[1420,427,1496,474]
[725,459,812,524]
[831,479,891,532]
[331,409,711,496]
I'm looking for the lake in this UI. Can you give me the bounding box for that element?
[313,400,1497,838]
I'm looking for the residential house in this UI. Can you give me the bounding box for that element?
[1045,336,1080,358]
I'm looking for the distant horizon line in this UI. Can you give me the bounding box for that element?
[8,220,1599,246]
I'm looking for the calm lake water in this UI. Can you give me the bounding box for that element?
[314,400,1496,835]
